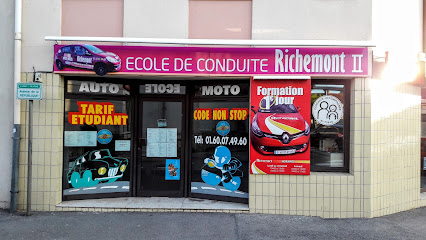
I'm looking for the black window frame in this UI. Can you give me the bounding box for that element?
[62,77,136,201]
[189,79,250,203]
[310,79,350,173]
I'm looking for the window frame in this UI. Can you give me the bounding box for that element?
[62,77,135,201]
[310,79,350,173]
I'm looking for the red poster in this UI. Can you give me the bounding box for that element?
[250,78,311,175]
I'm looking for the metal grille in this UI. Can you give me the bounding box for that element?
[108,167,118,177]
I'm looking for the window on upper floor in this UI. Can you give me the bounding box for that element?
[62,0,123,38]
[189,0,252,39]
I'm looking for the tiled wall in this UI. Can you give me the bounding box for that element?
[370,80,421,217]
[249,78,371,218]
[18,73,64,211]
[248,78,424,218]
[17,74,424,217]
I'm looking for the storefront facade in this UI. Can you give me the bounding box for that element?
[49,45,366,206]
[13,42,420,218]
[9,0,426,218]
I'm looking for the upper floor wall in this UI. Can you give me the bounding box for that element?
[23,0,374,72]
[252,0,372,41]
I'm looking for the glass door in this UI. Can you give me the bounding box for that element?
[137,99,185,197]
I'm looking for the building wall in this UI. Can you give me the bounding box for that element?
[0,0,15,209]
[252,0,372,41]
[249,78,372,218]
[21,0,61,72]
[15,0,426,217]
[22,0,374,72]
[369,0,424,216]
[369,82,421,217]
[18,73,64,211]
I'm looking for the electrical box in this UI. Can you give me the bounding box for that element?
[34,73,42,83]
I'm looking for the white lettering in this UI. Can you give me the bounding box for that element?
[162,58,170,71]
[275,49,284,72]
[126,57,134,70]
[352,54,363,73]
[175,58,184,71]
[77,56,92,64]
[79,82,120,94]
[202,85,240,95]
[79,82,90,92]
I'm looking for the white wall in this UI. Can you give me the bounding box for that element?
[0,0,15,209]
[22,0,61,72]
[123,0,188,38]
[252,0,372,41]
[372,0,423,82]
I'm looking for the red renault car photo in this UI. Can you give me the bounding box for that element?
[251,97,310,155]
[55,44,121,76]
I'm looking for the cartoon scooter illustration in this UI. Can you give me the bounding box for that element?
[201,146,243,192]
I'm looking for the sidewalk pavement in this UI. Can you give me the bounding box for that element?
[1,207,426,240]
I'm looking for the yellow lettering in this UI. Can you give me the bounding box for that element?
[86,115,93,125]
[106,115,113,125]
[108,105,114,114]
[71,115,78,124]
[94,115,101,125]
[114,115,121,125]
[95,104,103,114]
[80,104,88,114]
[78,115,85,124]
[122,116,128,125]
[87,104,95,114]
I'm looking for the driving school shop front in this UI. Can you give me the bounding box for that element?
[22,43,416,218]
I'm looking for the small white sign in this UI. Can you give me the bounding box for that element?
[115,140,131,151]
[17,83,43,100]
[146,128,178,157]
[312,95,343,126]
[64,131,97,147]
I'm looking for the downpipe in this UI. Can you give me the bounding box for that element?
[10,0,22,213]
[10,125,20,213]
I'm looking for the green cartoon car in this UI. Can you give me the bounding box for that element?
[67,149,128,188]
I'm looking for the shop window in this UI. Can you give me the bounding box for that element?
[190,82,249,203]
[421,88,426,191]
[189,0,252,39]
[421,114,426,191]
[310,80,349,172]
[63,79,131,200]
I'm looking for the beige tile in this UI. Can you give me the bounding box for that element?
[290,197,296,210]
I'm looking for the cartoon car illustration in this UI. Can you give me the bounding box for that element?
[55,44,121,76]
[67,149,128,188]
[251,96,310,155]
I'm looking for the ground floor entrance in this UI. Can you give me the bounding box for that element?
[63,78,249,203]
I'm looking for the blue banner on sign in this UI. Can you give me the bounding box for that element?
[165,159,180,180]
